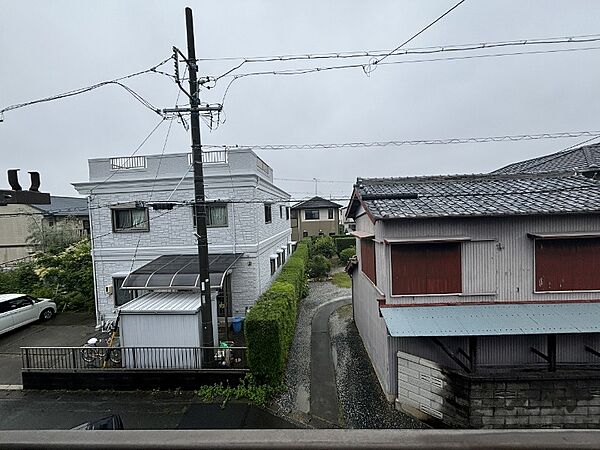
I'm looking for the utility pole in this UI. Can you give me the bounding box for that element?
[185,7,214,355]
[313,178,318,196]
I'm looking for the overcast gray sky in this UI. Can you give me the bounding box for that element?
[2,1,600,200]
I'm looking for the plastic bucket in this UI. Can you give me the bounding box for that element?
[231,317,243,333]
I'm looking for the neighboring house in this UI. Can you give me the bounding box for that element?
[290,196,341,240]
[492,142,600,177]
[0,196,89,265]
[339,205,356,233]
[346,172,600,428]
[73,148,292,327]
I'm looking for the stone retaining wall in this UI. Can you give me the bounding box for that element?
[396,351,600,429]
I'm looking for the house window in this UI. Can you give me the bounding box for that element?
[264,204,272,224]
[360,238,376,285]
[113,277,135,307]
[328,208,334,220]
[280,205,284,219]
[305,209,319,220]
[270,258,276,275]
[192,204,228,227]
[535,237,600,291]
[112,207,149,232]
[391,242,461,295]
[277,252,282,266]
[286,207,290,220]
[291,209,298,219]
[281,249,286,265]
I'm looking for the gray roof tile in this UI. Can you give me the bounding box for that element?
[356,173,600,220]
[492,143,600,175]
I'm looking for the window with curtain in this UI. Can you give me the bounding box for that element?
[112,208,149,232]
[207,204,228,227]
[305,209,319,220]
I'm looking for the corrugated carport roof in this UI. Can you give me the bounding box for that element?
[119,291,201,314]
[381,302,600,337]
[122,253,243,290]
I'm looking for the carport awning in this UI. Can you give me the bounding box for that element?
[122,253,243,290]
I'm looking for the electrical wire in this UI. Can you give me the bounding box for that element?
[366,0,468,73]
[203,130,600,151]
[0,56,172,119]
[199,33,600,63]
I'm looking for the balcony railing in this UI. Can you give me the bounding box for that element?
[110,156,147,170]
[22,346,248,371]
[187,149,228,165]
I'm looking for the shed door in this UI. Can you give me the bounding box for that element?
[391,242,462,295]
[535,237,600,291]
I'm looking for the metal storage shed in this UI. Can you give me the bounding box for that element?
[118,291,203,369]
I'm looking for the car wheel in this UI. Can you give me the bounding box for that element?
[40,308,55,321]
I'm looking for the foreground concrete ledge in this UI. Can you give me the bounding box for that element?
[1,429,600,449]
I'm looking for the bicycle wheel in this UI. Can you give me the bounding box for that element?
[81,348,97,363]
[109,348,122,365]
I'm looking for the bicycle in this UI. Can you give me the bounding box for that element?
[81,337,122,367]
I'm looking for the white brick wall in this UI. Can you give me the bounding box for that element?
[74,149,291,324]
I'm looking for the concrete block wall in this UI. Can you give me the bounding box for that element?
[396,350,600,429]
[470,373,600,429]
[396,351,470,428]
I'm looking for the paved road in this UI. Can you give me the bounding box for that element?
[310,297,351,426]
[0,390,295,430]
[0,313,96,385]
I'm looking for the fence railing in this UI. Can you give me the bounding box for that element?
[187,150,228,165]
[110,156,147,170]
[22,346,248,371]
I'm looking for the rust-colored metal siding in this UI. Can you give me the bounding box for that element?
[361,239,376,285]
[391,242,461,295]
[535,237,600,291]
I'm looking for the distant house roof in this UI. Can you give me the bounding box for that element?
[292,196,342,210]
[348,172,600,220]
[32,196,88,217]
[492,143,600,175]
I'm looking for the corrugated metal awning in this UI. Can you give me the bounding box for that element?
[119,291,201,315]
[122,253,242,290]
[527,231,600,239]
[349,231,374,239]
[381,302,600,337]
[384,236,471,244]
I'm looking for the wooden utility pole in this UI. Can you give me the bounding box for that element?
[185,7,214,354]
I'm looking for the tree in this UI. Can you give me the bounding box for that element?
[27,216,82,254]
[34,239,94,311]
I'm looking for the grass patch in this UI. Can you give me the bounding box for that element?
[331,271,351,289]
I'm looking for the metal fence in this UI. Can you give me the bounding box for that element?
[110,156,147,170]
[187,150,228,165]
[21,346,248,371]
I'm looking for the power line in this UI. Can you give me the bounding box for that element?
[204,130,600,151]
[198,33,600,63]
[0,56,172,120]
[366,0,468,73]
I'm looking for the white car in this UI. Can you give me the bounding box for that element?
[0,294,57,336]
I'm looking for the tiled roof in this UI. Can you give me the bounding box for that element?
[492,143,600,175]
[292,196,342,209]
[354,173,600,220]
[33,196,88,216]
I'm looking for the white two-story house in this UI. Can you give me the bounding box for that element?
[73,148,292,327]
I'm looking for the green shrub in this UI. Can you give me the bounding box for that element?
[313,235,336,258]
[307,255,331,278]
[335,236,355,255]
[338,246,356,265]
[244,239,310,385]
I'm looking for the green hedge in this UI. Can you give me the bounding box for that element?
[244,240,309,385]
[334,236,355,255]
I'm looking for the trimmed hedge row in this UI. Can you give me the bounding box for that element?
[244,240,309,385]
[334,236,355,254]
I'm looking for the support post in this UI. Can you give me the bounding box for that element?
[185,7,214,358]
[548,334,556,372]
[469,336,477,374]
